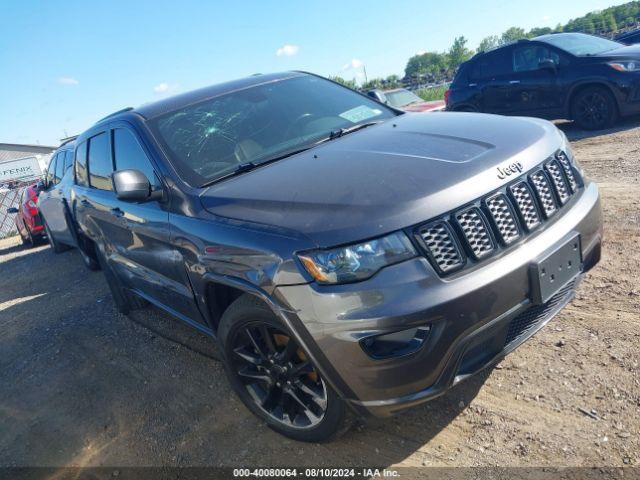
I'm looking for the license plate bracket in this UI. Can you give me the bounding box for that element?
[529,233,582,305]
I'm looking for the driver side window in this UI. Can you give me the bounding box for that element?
[112,128,161,189]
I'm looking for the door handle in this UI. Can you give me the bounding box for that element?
[80,198,90,207]
[509,80,521,84]
[110,207,124,218]
[468,83,477,87]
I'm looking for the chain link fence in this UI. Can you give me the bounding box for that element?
[0,178,40,240]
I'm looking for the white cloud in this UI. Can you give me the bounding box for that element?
[542,15,551,21]
[342,58,364,70]
[153,82,179,95]
[58,77,79,86]
[416,50,427,56]
[276,44,299,57]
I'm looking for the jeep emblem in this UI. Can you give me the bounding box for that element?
[496,162,524,180]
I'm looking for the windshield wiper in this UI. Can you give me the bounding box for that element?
[199,144,317,188]
[325,121,383,141]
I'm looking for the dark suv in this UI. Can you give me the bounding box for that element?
[446,32,640,129]
[56,72,601,442]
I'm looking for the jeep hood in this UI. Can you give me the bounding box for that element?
[200,112,564,247]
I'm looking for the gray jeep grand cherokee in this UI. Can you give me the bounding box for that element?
[49,72,602,442]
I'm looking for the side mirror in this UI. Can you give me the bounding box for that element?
[367,89,388,104]
[7,207,19,214]
[112,169,151,201]
[539,59,557,72]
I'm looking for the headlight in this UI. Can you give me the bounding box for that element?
[607,61,640,72]
[298,232,417,284]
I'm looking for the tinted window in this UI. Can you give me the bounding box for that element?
[46,155,58,186]
[88,133,113,191]
[470,49,512,79]
[54,152,65,184]
[537,33,621,56]
[148,75,396,186]
[75,141,89,187]
[513,45,560,72]
[112,128,160,189]
[62,150,73,173]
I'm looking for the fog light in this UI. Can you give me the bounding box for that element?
[360,326,431,359]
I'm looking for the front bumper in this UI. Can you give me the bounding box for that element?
[274,181,602,417]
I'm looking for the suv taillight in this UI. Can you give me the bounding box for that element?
[444,89,451,106]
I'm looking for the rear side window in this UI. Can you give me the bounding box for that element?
[63,150,73,173]
[470,49,512,79]
[75,141,89,187]
[513,45,560,72]
[87,133,114,191]
[113,128,160,189]
[54,152,65,184]
[46,155,58,186]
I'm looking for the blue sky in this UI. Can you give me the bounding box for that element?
[0,0,628,146]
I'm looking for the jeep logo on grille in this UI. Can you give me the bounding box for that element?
[497,162,523,180]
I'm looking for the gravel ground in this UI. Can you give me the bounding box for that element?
[0,119,638,469]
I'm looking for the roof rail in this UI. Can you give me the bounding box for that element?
[95,107,134,124]
[59,135,78,146]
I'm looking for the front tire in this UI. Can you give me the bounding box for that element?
[218,294,348,442]
[571,86,617,130]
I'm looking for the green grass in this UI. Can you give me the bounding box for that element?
[416,85,448,102]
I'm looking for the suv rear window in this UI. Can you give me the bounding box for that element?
[87,133,114,191]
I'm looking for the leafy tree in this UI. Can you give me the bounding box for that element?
[448,36,472,67]
[477,35,500,52]
[528,27,553,37]
[328,76,357,89]
[385,74,401,88]
[404,51,449,78]
[361,78,385,90]
[500,27,527,45]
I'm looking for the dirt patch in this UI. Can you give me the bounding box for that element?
[0,120,638,468]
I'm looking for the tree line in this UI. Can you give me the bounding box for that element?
[331,0,640,91]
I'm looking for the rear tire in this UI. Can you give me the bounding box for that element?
[218,294,349,442]
[95,245,147,315]
[571,86,617,130]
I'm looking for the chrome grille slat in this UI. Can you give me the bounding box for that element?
[418,222,464,273]
[509,181,541,231]
[530,170,558,218]
[485,193,520,245]
[454,207,495,259]
[556,151,577,192]
[415,152,581,276]
[545,159,570,205]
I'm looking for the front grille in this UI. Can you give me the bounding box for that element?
[505,280,575,347]
[415,151,582,276]
[454,207,495,259]
[545,159,571,205]
[485,193,520,245]
[417,222,465,273]
[530,170,557,218]
[509,182,541,231]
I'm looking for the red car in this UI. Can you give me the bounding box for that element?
[366,87,445,112]
[7,184,45,247]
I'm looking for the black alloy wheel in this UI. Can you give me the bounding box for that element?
[219,294,348,442]
[572,87,616,130]
[230,322,328,429]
